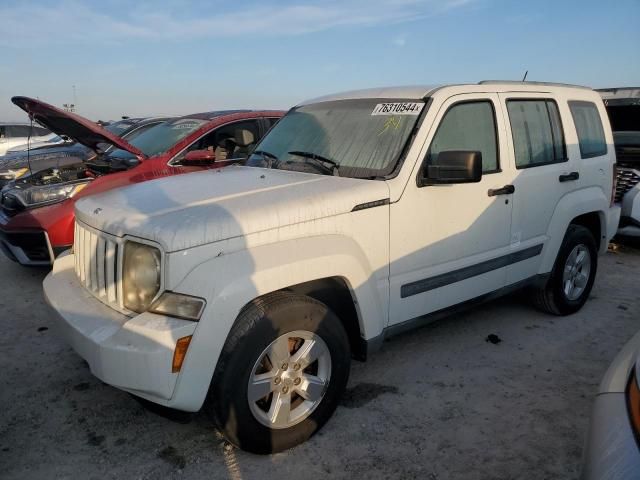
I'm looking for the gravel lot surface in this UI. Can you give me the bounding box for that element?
[1,241,639,479]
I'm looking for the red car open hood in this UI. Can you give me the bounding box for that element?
[11,96,146,159]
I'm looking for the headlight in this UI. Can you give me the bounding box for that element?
[0,167,29,182]
[9,182,88,208]
[123,241,162,313]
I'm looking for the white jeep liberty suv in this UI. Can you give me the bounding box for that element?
[44,82,620,453]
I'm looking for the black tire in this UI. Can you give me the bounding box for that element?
[206,291,351,454]
[532,225,598,315]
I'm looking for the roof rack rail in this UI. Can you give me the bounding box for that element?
[478,80,591,90]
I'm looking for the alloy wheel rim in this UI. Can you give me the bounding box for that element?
[247,330,331,429]
[562,244,591,301]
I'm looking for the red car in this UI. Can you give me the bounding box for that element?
[0,97,284,265]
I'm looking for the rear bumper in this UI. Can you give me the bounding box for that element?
[43,253,197,402]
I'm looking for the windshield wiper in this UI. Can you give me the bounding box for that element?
[252,150,279,168]
[287,151,340,176]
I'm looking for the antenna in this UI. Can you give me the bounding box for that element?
[522,70,528,81]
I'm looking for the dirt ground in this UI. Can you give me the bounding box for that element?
[1,241,639,480]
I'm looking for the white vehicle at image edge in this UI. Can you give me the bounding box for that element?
[43,82,620,454]
[581,329,640,480]
[0,122,51,156]
[5,133,67,153]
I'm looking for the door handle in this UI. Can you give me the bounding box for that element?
[488,185,515,197]
[559,172,579,182]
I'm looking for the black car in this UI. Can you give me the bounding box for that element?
[598,87,640,235]
[0,117,171,188]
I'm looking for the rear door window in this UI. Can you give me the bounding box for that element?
[569,101,607,158]
[507,100,566,168]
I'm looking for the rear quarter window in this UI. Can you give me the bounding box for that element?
[569,101,607,158]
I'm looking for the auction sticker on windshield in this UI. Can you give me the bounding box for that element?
[371,102,423,116]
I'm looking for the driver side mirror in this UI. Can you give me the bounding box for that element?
[182,149,216,165]
[419,150,482,186]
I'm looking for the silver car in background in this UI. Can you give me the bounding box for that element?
[582,330,640,479]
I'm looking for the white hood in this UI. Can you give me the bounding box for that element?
[75,166,390,252]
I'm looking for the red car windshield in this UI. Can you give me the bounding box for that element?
[109,118,208,159]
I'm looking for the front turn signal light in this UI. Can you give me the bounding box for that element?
[149,292,205,321]
[627,369,640,445]
[172,335,192,373]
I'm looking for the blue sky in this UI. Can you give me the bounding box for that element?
[0,0,638,121]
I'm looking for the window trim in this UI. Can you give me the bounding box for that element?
[568,100,608,159]
[417,98,502,187]
[506,98,568,170]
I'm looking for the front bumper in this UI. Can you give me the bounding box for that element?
[43,253,196,402]
[581,394,640,480]
[581,330,640,479]
[0,209,62,265]
[617,168,640,236]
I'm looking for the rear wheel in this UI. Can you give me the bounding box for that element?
[206,292,350,454]
[532,225,598,315]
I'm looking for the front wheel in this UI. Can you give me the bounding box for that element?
[532,225,598,315]
[206,292,351,454]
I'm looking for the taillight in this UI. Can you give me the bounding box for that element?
[611,163,618,207]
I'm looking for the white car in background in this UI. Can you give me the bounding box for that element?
[5,133,68,153]
[0,122,51,156]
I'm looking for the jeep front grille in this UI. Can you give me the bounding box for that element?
[615,167,640,203]
[74,221,123,311]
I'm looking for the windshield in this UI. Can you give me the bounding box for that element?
[247,99,424,178]
[105,120,137,137]
[109,118,207,159]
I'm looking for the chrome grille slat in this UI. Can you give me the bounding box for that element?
[74,221,122,311]
[83,226,91,287]
[615,168,640,203]
[89,230,98,292]
[74,222,80,277]
[106,242,117,304]
[96,237,106,297]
